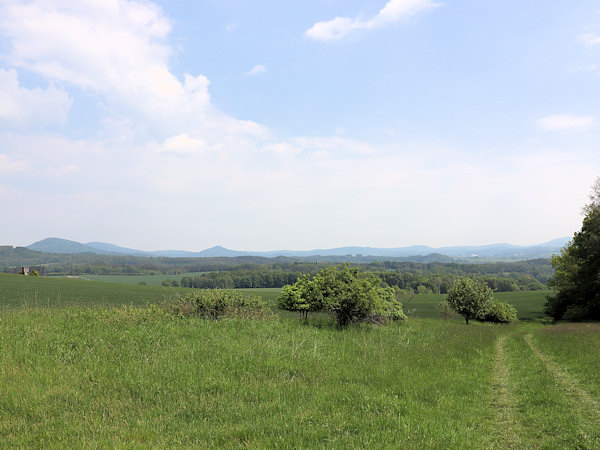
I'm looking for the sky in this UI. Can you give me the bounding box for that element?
[1,0,599,252]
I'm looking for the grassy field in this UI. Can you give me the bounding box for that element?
[237,288,550,321]
[80,272,208,286]
[1,274,549,320]
[0,273,598,446]
[0,273,187,309]
[401,291,550,321]
[1,308,598,447]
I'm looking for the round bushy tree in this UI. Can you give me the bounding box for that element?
[446,277,493,324]
[279,264,406,326]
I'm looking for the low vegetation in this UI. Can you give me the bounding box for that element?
[166,289,271,320]
[0,305,598,447]
[1,266,598,446]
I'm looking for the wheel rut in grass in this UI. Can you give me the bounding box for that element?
[524,334,600,425]
[489,335,522,449]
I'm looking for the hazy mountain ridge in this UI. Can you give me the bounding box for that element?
[25,237,570,260]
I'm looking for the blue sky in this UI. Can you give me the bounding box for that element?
[1,0,599,251]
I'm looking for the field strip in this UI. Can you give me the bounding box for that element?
[489,335,523,448]
[524,334,600,424]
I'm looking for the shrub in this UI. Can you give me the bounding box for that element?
[478,300,518,324]
[168,290,271,320]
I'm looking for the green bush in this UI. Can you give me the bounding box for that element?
[168,290,271,320]
[279,264,406,326]
[478,300,518,323]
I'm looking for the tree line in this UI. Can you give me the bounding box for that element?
[168,268,546,292]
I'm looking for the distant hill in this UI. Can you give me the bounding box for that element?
[28,238,100,254]
[24,237,570,260]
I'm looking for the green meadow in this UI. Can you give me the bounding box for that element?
[0,273,598,447]
[80,272,208,286]
[0,273,549,320]
[0,273,187,309]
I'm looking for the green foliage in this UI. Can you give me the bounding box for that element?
[446,277,494,324]
[545,179,600,321]
[168,289,271,320]
[478,300,518,324]
[279,265,406,326]
[278,275,313,318]
[438,300,459,320]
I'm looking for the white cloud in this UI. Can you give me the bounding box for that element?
[159,134,207,156]
[0,153,30,174]
[579,32,600,46]
[246,65,267,76]
[305,0,439,42]
[0,0,224,138]
[538,114,596,132]
[0,68,71,128]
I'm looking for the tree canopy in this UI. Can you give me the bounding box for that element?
[446,277,518,324]
[446,278,494,324]
[279,264,406,326]
[545,178,600,321]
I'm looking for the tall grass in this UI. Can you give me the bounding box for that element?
[529,323,600,398]
[0,308,501,447]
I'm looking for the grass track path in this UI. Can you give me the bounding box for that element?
[489,335,523,448]
[524,334,600,426]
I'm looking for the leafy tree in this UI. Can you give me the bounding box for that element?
[446,277,493,324]
[279,264,406,326]
[278,275,313,319]
[545,178,600,320]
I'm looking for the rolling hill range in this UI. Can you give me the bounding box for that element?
[23,237,569,260]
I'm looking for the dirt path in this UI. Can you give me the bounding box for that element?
[489,335,522,448]
[524,334,600,425]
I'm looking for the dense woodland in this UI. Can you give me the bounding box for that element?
[175,266,546,292]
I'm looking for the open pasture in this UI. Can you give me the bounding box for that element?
[1,274,549,321]
[0,273,598,447]
[401,291,550,321]
[81,272,208,286]
[0,307,599,447]
[0,273,186,309]
[240,288,550,321]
